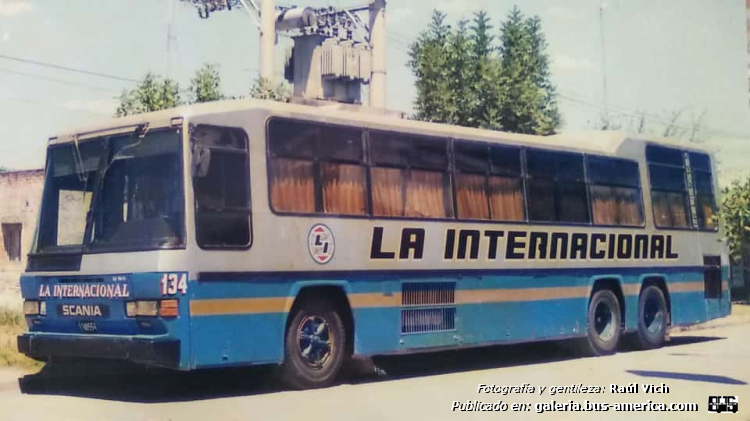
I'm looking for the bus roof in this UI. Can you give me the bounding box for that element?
[48,98,715,157]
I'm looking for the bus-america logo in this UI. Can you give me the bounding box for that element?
[308,224,335,264]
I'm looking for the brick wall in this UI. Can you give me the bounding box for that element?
[0,170,43,308]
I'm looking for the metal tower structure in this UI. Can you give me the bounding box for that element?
[180,0,386,107]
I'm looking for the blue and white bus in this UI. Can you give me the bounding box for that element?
[18,99,730,389]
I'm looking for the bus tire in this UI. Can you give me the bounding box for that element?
[634,286,668,349]
[582,289,622,356]
[278,297,346,390]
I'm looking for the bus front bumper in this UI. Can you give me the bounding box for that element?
[17,334,180,369]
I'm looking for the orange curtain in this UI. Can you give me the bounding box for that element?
[592,186,643,226]
[488,176,524,221]
[616,188,642,226]
[591,185,619,225]
[697,195,716,230]
[405,169,451,218]
[269,158,315,213]
[371,167,404,216]
[455,174,489,219]
[652,191,688,228]
[322,163,366,215]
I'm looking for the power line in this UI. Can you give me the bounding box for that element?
[0,68,122,93]
[1,96,111,117]
[0,54,139,83]
[557,93,750,139]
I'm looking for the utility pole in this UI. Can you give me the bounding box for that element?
[369,0,387,109]
[166,0,177,78]
[599,3,610,125]
[259,0,276,83]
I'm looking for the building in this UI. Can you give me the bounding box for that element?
[0,170,43,308]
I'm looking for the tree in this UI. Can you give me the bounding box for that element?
[249,77,291,102]
[189,63,224,103]
[498,8,560,134]
[409,11,453,124]
[116,73,182,117]
[721,177,750,263]
[409,8,560,135]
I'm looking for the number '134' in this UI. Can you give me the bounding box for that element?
[161,274,188,296]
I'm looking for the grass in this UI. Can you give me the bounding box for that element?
[0,307,43,371]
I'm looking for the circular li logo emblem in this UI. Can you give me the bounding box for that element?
[308,224,335,264]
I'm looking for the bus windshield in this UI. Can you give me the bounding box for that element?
[34,128,184,254]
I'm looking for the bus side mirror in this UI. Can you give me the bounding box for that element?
[192,145,211,178]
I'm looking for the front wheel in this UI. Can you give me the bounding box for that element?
[634,286,668,349]
[581,289,622,356]
[278,298,346,390]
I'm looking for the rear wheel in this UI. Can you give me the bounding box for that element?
[278,297,346,390]
[634,286,668,349]
[581,289,622,356]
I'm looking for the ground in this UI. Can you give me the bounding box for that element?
[0,307,748,421]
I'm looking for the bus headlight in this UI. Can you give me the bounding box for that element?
[23,300,39,316]
[125,301,158,317]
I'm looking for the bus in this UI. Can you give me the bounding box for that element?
[17,99,730,389]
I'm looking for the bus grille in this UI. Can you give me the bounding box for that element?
[401,308,456,334]
[400,282,456,334]
[401,282,455,306]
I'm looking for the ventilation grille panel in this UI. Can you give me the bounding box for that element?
[401,308,456,334]
[402,282,455,306]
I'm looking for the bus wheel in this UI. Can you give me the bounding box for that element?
[583,289,622,356]
[634,286,668,349]
[278,297,346,390]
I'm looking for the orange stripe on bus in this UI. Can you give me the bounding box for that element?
[456,286,589,304]
[668,282,704,293]
[190,281,710,316]
[190,297,289,316]
[348,293,401,308]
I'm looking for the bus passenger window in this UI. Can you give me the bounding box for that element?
[690,152,717,231]
[587,156,644,226]
[319,126,367,215]
[269,158,315,213]
[268,119,367,216]
[192,125,251,248]
[370,132,453,219]
[453,142,524,221]
[647,145,690,229]
[526,150,589,224]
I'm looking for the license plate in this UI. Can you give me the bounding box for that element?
[78,321,98,333]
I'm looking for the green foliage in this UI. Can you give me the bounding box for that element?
[409,7,561,135]
[115,73,183,117]
[0,307,40,370]
[189,63,225,103]
[721,177,750,262]
[0,308,22,327]
[249,77,291,102]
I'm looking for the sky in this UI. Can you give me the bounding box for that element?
[0,0,748,184]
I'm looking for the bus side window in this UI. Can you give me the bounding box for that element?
[192,125,251,248]
[370,131,453,219]
[453,141,524,221]
[525,150,589,224]
[267,119,367,216]
[689,152,717,231]
[588,156,644,226]
[647,145,690,229]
